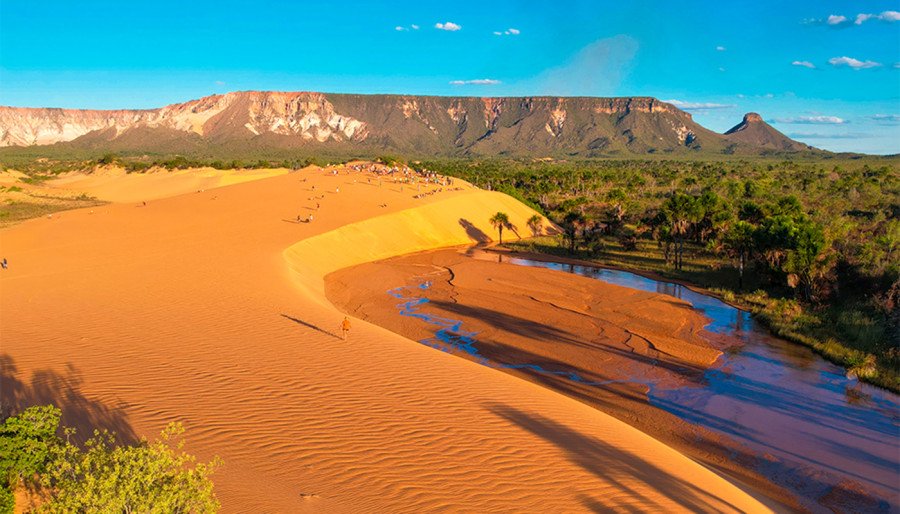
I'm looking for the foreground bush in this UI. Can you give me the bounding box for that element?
[0,406,219,513]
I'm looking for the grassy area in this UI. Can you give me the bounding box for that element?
[0,197,106,228]
[506,235,899,392]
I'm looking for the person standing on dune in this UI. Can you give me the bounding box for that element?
[341,317,351,340]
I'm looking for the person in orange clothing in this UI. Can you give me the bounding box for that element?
[341,316,352,340]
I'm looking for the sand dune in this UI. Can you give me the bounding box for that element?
[0,166,772,512]
[48,165,291,203]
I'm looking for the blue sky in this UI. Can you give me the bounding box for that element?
[1,1,898,154]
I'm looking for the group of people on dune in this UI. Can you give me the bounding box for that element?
[291,163,463,342]
[293,164,455,223]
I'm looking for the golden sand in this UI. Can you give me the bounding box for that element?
[0,165,772,512]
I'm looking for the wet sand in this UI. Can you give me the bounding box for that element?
[326,248,834,511]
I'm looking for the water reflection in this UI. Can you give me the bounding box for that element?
[489,255,900,511]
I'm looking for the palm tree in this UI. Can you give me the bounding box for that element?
[527,214,543,237]
[561,212,585,255]
[723,221,755,290]
[660,193,699,270]
[489,212,510,244]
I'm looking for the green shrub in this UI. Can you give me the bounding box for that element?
[43,423,220,513]
[0,486,13,514]
[0,405,60,492]
[0,405,219,513]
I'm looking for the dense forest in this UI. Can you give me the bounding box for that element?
[417,158,900,391]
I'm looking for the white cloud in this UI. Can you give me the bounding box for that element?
[812,10,900,27]
[829,56,882,69]
[792,60,816,69]
[508,28,520,35]
[435,22,461,31]
[788,132,869,139]
[525,35,639,96]
[495,28,521,36]
[855,11,900,24]
[411,24,419,30]
[716,45,726,51]
[493,31,502,36]
[718,67,726,72]
[666,99,735,110]
[214,80,226,86]
[871,114,900,123]
[395,26,406,31]
[772,116,847,124]
[449,79,501,85]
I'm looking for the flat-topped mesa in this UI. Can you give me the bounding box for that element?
[724,112,810,151]
[725,113,764,135]
[0,91,816,155]
[591,97,686,116]
[743,112,764,123]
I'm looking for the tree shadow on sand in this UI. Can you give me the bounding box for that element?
[281,314,341,339]
[458,218,490,243]
[424,299,705,379]
[0,354,137,444]
[487,403,746,513]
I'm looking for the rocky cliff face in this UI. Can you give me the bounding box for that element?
[0,92,815,156]
[0,107,148,146]
[0,92,368,147]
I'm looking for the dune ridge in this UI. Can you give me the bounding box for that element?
[284,191,538,285]
[0,166,772,512]
[47,166,291,203]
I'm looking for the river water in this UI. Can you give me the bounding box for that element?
[389,253,900,512]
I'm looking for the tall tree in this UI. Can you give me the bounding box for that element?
[561,212,585,255]
[723,221,756,290]
[785,220,827,300]
[489,212,511,245]
[659,193,699,270]
[526,214,543,237]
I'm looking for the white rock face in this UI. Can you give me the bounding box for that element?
[447,102,467,125]
[546,105,566,137]
[482,98,503,130]
[0,108,150,146]
[673,125,694,145]
[0,92,369,147]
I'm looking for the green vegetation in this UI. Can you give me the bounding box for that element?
[1,405,219,513]
[0,198,105,228]
[427,157,900,391]
[526,214,543,237]
[488,212,511,244]
[0,149,343,175]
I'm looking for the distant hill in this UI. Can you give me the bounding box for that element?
[724,113,811,152]
[0,91,820,157]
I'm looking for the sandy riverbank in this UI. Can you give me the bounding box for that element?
[326,247,803,511]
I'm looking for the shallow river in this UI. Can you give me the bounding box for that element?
[389,253,899,512]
